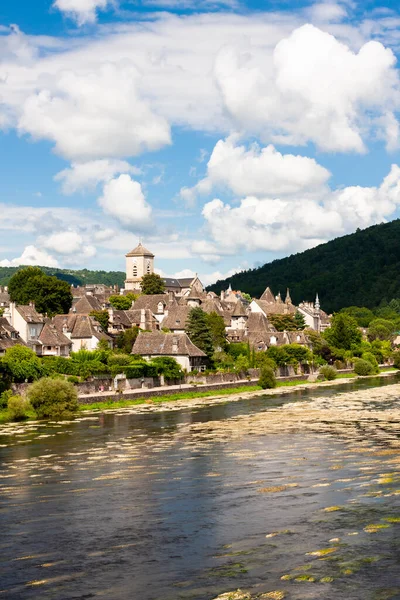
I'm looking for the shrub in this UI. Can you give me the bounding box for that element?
[3,345,44,382]
[393,351,400,369]
[354,359,375,376]
[27,378,79,419]
[319,365,338,381]
[150,357,183,380]
[259,366,277,389]
[67,375,80,384]
[0,389,13,409]
[7,395,31,421]
[361,352,380,374]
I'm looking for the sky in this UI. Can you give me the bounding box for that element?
[1,0,400,286]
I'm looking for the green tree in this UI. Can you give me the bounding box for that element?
[294,311,306,330]
[284,343,312,364]
[340,306,375,328]
[269,314,299,331]
[235,354,250,374]
[367,318,395,342]
[151,357,183,380]
[185,307,214,360]
[109,293,137,310]
[2,345,43,382]
[323,313,362,350]
[89,310,109,331]
[259,366,276,389]
[116,326,140,354]
[241,293,252,302]
[266,346,290,367]
[205,312,227,351]
[27,378,79,419]
[8,267,72,316]
[141,273,165,295]
[7,395,31,421]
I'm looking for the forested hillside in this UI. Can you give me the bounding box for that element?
[208,219,400,313]
[0,266,125,288]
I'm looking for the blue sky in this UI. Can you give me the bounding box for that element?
[1,0,400,286]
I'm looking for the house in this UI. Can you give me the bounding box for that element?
[297,295,331,333]
[163,275,204,297]
[52,314,113,351]
[132,332,207,371]
[108,308,158,334]
[0,317,25,356]
[37,322,72,357]
[71,294,104,314]
[5,302,45,353]
[250,287,296,317]
[132,294,177,324]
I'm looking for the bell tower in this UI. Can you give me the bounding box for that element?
[125,242,155,291]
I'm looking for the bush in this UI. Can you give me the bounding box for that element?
[361,352,380,374]
[319,365,338,381]
[67,375,80,384]
[393,352,400,369]
[27,378,79,419]
[0,389,13,409]
[150,357,183,380]
[3,345,44,382]
[7,395,31,421]
[354,359,375,376]
[259,366,277,389]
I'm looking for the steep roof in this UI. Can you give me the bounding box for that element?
[72,294,103,314]
[161,306,191,330]
[16,305,45,323]
[133,294,177,314]
[253,299,296,316]
[126,242,154,258]
[39,323,72,347]
[260,286,276,303]
[247,312,274,333]
[232,300,247,317]
[132,332,206,357]
[53,314,111,341]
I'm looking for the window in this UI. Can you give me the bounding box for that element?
[157,302,164,314]
[270,336,277,345]
[146,260,151,274]
[132,261,137,277]
[30,327,37,339]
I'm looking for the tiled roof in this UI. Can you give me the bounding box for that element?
[132,332,206,357]
[232,300,247,317]
[132,294,177,314]
[39,323,72,347]
[260,287,276,303]
[126,242,154,257]
[253,299,296,315]
[16,305,45,323]
[161,306,191,330]
[73,295,103,314]
[53,315,111,341]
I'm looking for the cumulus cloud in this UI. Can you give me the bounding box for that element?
[199,165,400,255]
[98,174,153,230]
[215,24,400,152]
[40,231,96,260]
[18,63,171,161]
[55,159,141,194]
[0,245,59,267]
[53,0,112,25]
[181,136,331,203]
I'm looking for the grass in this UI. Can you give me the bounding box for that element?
[79,385,262,411]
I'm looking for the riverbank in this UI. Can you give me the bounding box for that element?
[78,369,397,415]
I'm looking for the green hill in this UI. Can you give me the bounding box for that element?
[207,219,400,313]
[0,266,125,288]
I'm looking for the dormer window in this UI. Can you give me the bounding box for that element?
[157,302,164,314]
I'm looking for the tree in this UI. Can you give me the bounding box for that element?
[323,313,362,350]
[109,293,137,310]
[294,311,306,330]
[269,314,299,331]
[151,357,183,380]
[259,366,276,389]
[27,378,79,419]
[116,326,140,354]
[185,307,214,360]
[2,345,43,382]
[205,312,227,351]
[241,293,252,302]
[89,310,109,331]
[367,318,395,342]
[8,267,72,316]
[141,273,165,295]
[284,344,312,364]
[340,306,375,328]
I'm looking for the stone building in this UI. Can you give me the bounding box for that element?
[132,332,207,372]
[125,242,155,291]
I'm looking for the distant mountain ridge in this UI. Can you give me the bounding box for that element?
[0,266,126,288]
[207,219,400,314]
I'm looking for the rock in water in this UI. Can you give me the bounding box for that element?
[212,591,252,600]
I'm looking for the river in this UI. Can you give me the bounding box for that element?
[0,375,399,600]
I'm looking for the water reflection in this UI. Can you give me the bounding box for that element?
[0,375,399,599]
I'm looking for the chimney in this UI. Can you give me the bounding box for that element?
[168,290,174,302]
[220,290,225,302]
[140,308,146,330]
[172,336,178,353]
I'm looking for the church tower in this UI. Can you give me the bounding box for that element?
[125,242,155,291]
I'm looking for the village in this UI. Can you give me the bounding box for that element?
[0,242,330,375]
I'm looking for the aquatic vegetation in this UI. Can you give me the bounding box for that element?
[363,523,391,533]
[323,505,342,512]
[258,484,298,493]
[260,592,285,599]
[294,574,315,582]
[384,516,400,523]
[320,576,334,583]
[306,547,338,557]
[265,530,293,538]
[211,591,251,600]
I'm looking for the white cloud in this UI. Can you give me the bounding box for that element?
[0,245,59,267]
[200,164,400,255]
[215,24,400,152]
[137,0,239,7]
[98,174,153,229]
[55,159,141,194]
[53,0,112,25]
[182,136,331,202]
[41,231,96,260]
[18,63,171,161]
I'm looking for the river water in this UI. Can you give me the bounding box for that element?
[0,375,399,600]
